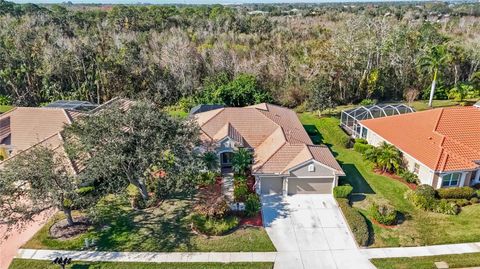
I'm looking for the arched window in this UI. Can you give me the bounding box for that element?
[308,164,315,172]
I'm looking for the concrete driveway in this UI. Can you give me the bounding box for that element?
[262,194,375,269]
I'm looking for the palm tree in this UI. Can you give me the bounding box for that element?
[376,142,403,173]
[232,148,253,176]
[418,45,451,107]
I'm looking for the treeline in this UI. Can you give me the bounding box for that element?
[0,0,479,110]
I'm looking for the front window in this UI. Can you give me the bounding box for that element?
[442,172,462,187]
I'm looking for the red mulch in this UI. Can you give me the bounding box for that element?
[370,218,397,229]
[240,212,263,227]
[374,169,417,190]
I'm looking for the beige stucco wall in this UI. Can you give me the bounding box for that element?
[289,161,335,177]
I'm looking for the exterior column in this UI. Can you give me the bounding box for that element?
[475,170,480,184]
[283,177,288,197]
[460,172,467,187]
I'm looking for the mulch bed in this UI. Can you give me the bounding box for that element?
[49,216,91,240]
[239,212,263,227]
[370,218,397,229]
[374,169,417,190]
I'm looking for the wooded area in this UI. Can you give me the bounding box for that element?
[0,1,479,110]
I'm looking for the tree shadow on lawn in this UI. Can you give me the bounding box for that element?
[303,124,338,157]
[92,197,195,252]
[340,164,374,194]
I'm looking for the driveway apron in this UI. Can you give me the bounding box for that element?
[262,194,375,269]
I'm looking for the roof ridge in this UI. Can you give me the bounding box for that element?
[198,108,225,127]
[433,108,444,132]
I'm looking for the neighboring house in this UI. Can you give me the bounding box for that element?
[359,106,480,189]
[194,103,345,195]
[0,98,130,171]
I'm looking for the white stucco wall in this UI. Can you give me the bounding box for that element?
[364,127,435,186]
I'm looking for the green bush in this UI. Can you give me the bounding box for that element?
[406,185,461,215]
[400,171,419,184]
[451,199,470,207]
[353,142,373,154]
[369,202,397,225]
[354,138,368,144]
[433,200,460,215]
[191,214,239,236]
[340,136,352,148]
[234,183,249,202]
[245,194,261,217]
[197,171,217,186]
[437,187,475,200]
[471,197,479,204]
[337,198,369,246]
[359,99,377,106]
[333,184,353,198]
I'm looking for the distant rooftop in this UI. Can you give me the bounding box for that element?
[45,100,98,111]
[190,104,224,115]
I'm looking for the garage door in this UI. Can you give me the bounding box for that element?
[287,178,333,195]
[261,177,283,194]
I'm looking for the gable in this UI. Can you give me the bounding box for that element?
[289,161,336,177]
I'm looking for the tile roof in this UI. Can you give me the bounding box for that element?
[360,106,480,172]
[195,103,344,175]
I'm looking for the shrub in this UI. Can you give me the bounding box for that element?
[197,171,217,186]
[359,99,377,106]
[477,189,480,197]
[400,171,419,184]
[245,194,261,217]
[234,183,249,202]
[471,197,479,204]
[340,135,352,148]
[452,199,470,207]
[333,184,353,198]
[405,185,437,211]
[433,200,460,215]
[353,142,373,154]
[194,186,230,218]
[437,187,476,200]
[337,198,369,246]
[354,138,368,144]
[191,214,239,236]
[369,202,397,225]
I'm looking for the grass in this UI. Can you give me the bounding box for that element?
[371,253,480,269]
[299,112,480,247]
[9,259,274,269]
[24,195,275,252]
[0,105,13,113]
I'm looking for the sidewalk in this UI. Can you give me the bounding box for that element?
[361,242,480,259]
[17,249,277,263]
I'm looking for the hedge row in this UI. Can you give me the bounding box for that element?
[437,186,476,200]
[333,184,353,198]
[337,198,369,246]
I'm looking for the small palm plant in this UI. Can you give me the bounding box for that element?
[232,148,253,176]
[376,142,402,173]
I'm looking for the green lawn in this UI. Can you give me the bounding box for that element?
[24,195,275,252]
[0,105,13,113]
[371,253,480,269]
[9,259,273,269]
[299,113,480,247]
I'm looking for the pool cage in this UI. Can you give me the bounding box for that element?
[341,104,415,138]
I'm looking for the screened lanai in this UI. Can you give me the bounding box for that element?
[341,104,415,137]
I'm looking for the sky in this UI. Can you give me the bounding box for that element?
[11,0,421,4]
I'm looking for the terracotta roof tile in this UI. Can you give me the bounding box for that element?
[196,103,343,175]
[361,106,480,172]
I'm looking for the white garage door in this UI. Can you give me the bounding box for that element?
[287,178,333,195]
[261,177,283,194]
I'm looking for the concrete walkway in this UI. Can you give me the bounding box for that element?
[361,242,480,259]
[17,249,277,263]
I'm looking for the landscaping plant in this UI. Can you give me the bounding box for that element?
[369,201,397,226]
[399,171,419,184]
[232,148,253,176]
[191,214,239,236]
[337,198,369,246]
[245,194,261,217]
[437,186,476,200]
[333,184,353,198]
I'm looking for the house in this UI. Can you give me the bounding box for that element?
[0,98,129,171]
[358,106,480,189]
[194,103,345,195]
